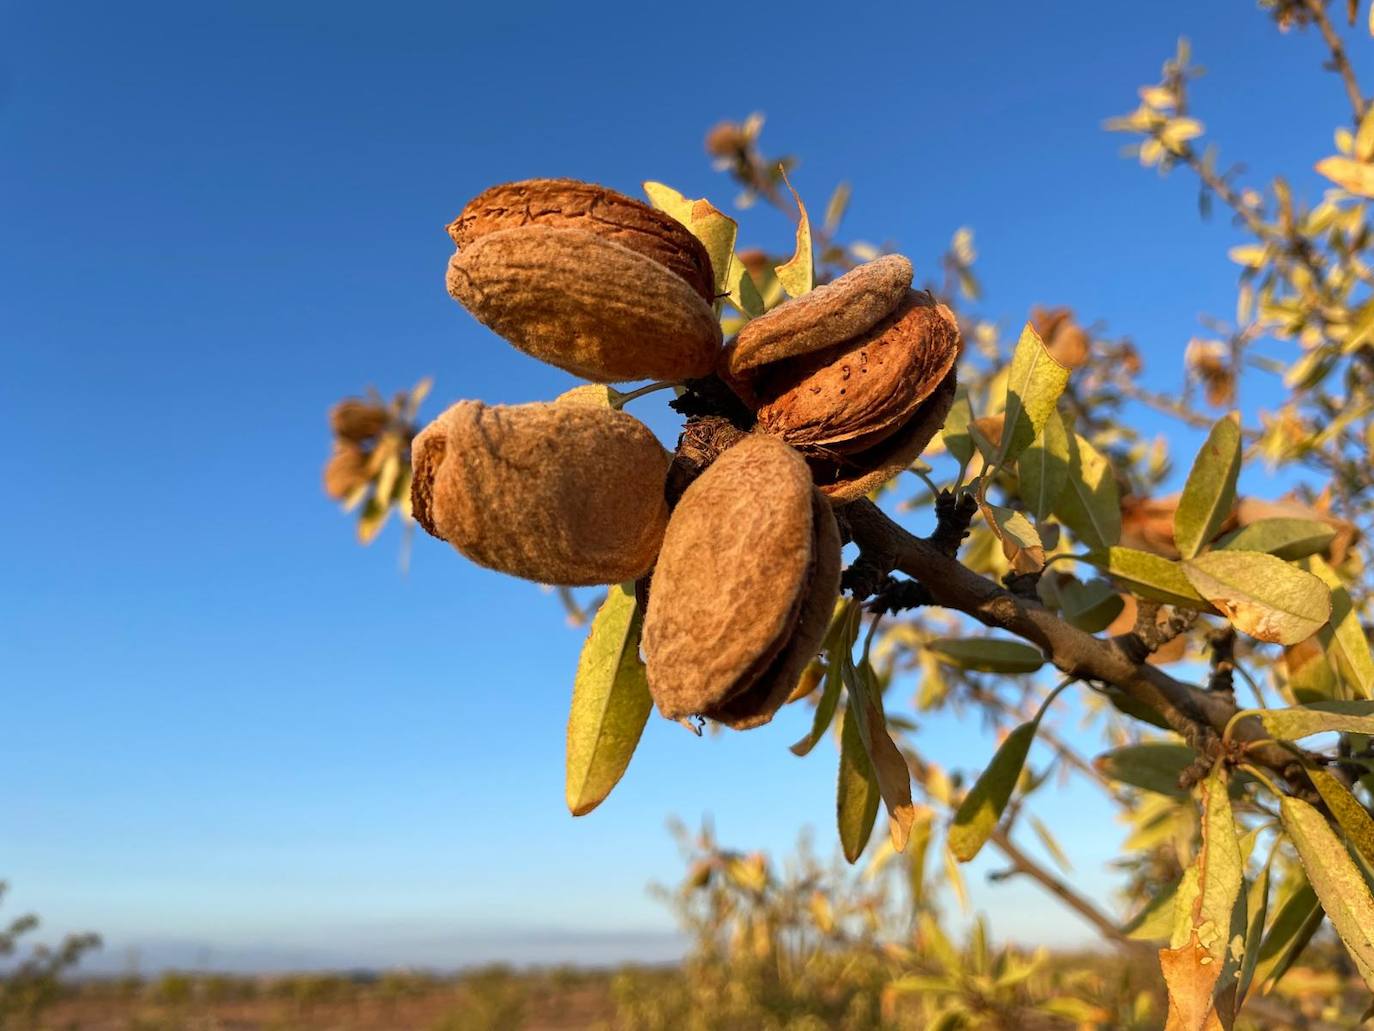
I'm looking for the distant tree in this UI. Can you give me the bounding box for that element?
[330,3,1374,1024]
[0,882,100,1028]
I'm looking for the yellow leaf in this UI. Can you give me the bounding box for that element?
[773,171,813,298]
[1315,155,1374,197]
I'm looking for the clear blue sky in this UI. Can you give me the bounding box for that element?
[0,1,1354,972]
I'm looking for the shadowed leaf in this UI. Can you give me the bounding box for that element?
[1218,518,1336,561]
[1055,432,1121,550]
[927,638,1045,674]
[997,323,1071,469]
[1018,409,1070,523]
[1174,412,1241,560]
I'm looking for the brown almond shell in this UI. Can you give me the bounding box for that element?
[410,399,670,586]
[447,225,722,383]
[812,367,959,503]
[755,292,960,456]
[642,435,816,722]
[702,488,841,729]
[449,178,716,303]
[724,254,913,376]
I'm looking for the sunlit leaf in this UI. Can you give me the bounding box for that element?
[1279,795,1374,991]
[1240,699,1374,740]
[926,638,1045,674]
[565,583,652,816]
[1182,550,1330,645]
[1018,409,1070,523]
[1055,432,1121,550]
[949,701,1054,864]
[1315,155,1374,197]
[1217,518,1336,561]
[1309,555,1374,699]
[1305,764,1374,867]
[1086,547,1209,609]
[1173,412,1241,560]
[981,502,1045,573]
[774,172,814,298]
[1029,813,1073,874]
[996,323,1071,469]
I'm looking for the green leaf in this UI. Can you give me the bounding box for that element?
[837,707,880,864]
[1029,814,1073,874]
[941,389,976,468]
[1251,879,1322,994]
[1017,409,1070,523]
[1093,743,1196,798]
[1086,547,1209,609]
[843,657,917,852]
[565,584,653,816]
[790,660,841,757]
[982,502,1044,573]
[1218,518,1337,561]
[1236,861,1270,1004]
[1309,556,1374,699]
[643,181,741,314]
[1182,550,1331,645]
[774,174,813,298]
[1280,795,1374,991]
[926,638,1045,674]
[949,719,1042,863]
[995,323,1071,469]
[1305,764,1374,868]
[1241,699,1374,740]
[1173,412,1241,560]
[1054,432,1121,550]
[1057,577,1124,633]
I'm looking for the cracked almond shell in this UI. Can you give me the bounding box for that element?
[811,367,959,503]
[755,291,960,457]
[642,435,836,727]
[448,178,716,303]
[447,225,722,383]
[410,399,670,586]
[724,254,913,377]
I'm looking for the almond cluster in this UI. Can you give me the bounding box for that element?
[413,178,962,728]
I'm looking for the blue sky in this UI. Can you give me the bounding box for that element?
[0,1,1357,971]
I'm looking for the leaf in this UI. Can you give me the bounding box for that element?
[1235,862,1270,1005]
[1182,550,1330,645]
[823,181,851,234]
[949,722,1038,862]
[643,181,741,313]
[1087,547,1210,609]
[1280,795,1374,991]
[1217,518,1336,561]
[1017,409,1070,522]
[556,383,627,409]
[1250,879,1322,994]
[926,638,1045,674]
[1309,555,1374,699]
[1029,814,1073,874]
[1159,764,1243,1031]
[1094,743,1196,798]
[1054,432,1121,550]
[565,584,653,816]
[996,323,1071,469]
[790,660,841,757]
[981,502,1045,574]
[773,172,813,298]
[844,658,917,851]
[942,389,976,467]
[1058,577,1125,633]
[1315,155,1374,197]
[837,707,880,864]
[1124,878,1180,941]
[1305,764,1374,867]
[1173,413,1241,560]
[1241,699,1374,740]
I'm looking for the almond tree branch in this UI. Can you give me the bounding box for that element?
[1308,0,1368,123]
[843,498,1303,779]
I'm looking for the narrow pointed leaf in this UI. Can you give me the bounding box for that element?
[949,721,1036,862]
[1055,432,1121,550]
[565,584,653,816]
[1236,862,1270,1005]
[1094,743,1196,798]
[837,708,881,863]
[1087,547,1209,609]
[1218,518,1336,561]
[844,658,916,851]
[1305,764,1374,867]
[774,174,813,298]
[926,638,1044,674]
[1058,577,1125,633]
[1240,699,1374,740]
[1173,412,1242,560]
[1182,550,1330,645]
[1018,409,1070,522]
[1124,877,1179,941]
[942,389,976,467]
[790,660,841,757]
[1251,880,1322,993]
[1309,556,1374,699]
[1279,795,1374,991]
[996,323,1071,469]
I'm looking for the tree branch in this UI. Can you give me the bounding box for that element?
[843,499,1301,778]
[1309,0,1368,123]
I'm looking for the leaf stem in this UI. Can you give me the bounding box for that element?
[613,380,683,407]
